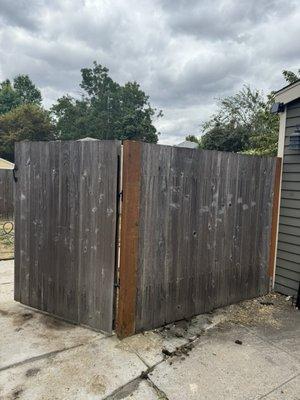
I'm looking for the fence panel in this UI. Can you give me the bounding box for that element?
[14,140,120,333]
[117,141,278,337]
[0,169,14,219]
[0,169,14,260]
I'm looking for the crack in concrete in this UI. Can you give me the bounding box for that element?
[0,335,109,373]
[147,378,170,400]
[102,376,142,400]
[102,370,170,400]
[102,333,205,399]
[0,344,87,373]
[257,373,300,399]
[244,325,300,362]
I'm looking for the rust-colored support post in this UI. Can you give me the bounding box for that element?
[268,157,282,289]
[116,141,142,338]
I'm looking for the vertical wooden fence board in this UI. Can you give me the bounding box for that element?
[0,169,14,219]
[18,141,31,306]
[116,141,142,338]
[268,158,282,286]
[78,140,120,332]
[14,143,22,301]
[14,140,120,333]
[119,142,278,335]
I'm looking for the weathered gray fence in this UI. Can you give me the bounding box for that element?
[0,169,14,218]
[117,141,279,337]
[14,139,279,338]
[14,140,120,333]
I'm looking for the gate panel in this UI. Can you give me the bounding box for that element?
[14,140,120,333]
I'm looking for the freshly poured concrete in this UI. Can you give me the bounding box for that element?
[1,260,299,399]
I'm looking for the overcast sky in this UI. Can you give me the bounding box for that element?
[0,0,299,144]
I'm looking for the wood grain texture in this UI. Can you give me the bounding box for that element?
[129,143,277,333]
[116,141,141,338]
[14,140,120,333]
[0,169,14,218]
[268,158,282,285]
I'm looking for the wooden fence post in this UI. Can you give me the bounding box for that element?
[268,157,282,289]
[116,141,142,338]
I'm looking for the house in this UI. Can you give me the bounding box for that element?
[272,80,300,298]
[0,157,14,169]
[176,140,199,149]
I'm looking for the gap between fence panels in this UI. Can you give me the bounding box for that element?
[12,140,280,339]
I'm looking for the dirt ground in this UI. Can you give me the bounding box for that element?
[0,260,299,400]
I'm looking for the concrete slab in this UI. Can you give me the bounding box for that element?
[122,312,226,368]
[0,300,103,369]
[122,331,188,367]
[110,379,159,400]
[124,381,158,400]
[1,261,299,400]
[0,263,102,370]
[0,260,14,285]
[264,374,300,399]
[246,303,300,361]
[0,281,14,303]
[0,336,147,399]
[149,324,300,400]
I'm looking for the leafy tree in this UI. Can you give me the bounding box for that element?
[200,125,250,153]
[0,104,56,161]
[185,135,200,145]
[13,75,42,105]
[282,69,300,84]
[199,70,300,156]
[52,62,161,143]
[200,86,279,155]
[0,80,21,115]
[0,75,41,115]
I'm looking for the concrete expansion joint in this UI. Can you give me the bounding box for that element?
[0,334,109,373]
[257,373,300,399]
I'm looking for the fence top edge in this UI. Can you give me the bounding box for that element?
[123,140,279,161]
[15,139,121,145]
[14,139,279,161]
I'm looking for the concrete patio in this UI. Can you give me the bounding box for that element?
[0,259,299,400]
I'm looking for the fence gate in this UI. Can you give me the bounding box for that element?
[14,140,120,333]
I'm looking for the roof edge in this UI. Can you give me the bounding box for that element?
[275,79,300,104]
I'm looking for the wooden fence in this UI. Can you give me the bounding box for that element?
[14,140,280,337]
[14,140,120,333]
[116,141,280,337]
[0,169,14,219]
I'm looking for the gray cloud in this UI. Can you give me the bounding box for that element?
[161,0,295,40]
[0,0,42,30]
[0,0,299,144]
